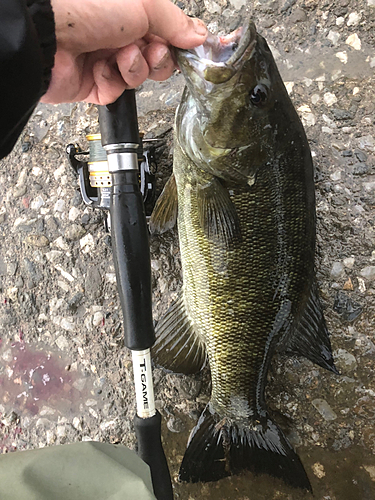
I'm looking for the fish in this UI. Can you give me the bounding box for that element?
[149,19,337,492]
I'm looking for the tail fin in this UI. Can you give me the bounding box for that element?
[179,404,312,492]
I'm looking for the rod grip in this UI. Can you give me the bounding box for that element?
[110,170,155,350]
[98,89,140,146]
[135,412,174,500]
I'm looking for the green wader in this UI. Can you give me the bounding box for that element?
[0,441,157,499]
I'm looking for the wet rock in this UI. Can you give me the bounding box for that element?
[312,398,337,421]
[333,291,363,322]
[334,348,357,373]
[179,378,202,399]
[167,415,185,433]
[25,234,50,248]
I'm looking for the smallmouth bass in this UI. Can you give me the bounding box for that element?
[150,20,337,491]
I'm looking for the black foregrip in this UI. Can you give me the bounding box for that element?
[98,89,140,146]
[110,170,155,350]
[135,412,174,500]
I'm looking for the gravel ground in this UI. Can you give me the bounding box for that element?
[0,0,374,499]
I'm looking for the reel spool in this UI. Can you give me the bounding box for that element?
[67,133,157,217]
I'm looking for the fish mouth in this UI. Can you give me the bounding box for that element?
[176,21,257,85]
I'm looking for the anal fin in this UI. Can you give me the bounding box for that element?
[282,281,339,374]
[152,294,207,375]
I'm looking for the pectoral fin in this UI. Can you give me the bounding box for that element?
[281,281,338,374]
[149,173,178,234]
[152,294,207,375]
[197,178,241,247]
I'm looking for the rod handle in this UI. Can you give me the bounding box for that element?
[135,412,174,500]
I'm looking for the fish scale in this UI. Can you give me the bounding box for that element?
[174,141,313,419]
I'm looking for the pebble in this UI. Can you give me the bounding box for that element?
[297,105,316,127]
[345,33,361,51]
[312,399,338,421]
[30,196,44,210]
[60,318,75,331]
[357,277,366,293]
[360,266,375,280]
[72,417,83,430]
[80,233,95,253]
[55,335,69,350]
[167,416,185,433]
[327,31,340,45]
[336,16,345,26]
[69,207,80,222]
[358,135,375,152]
[65,224,86,241]
[13,185,27,198]
[364,465,375,481]
[54,199,65,213]
[52,236,69,251]
[335,51,348,64]
[93,311,104,327]
[45,250,63,263]
[347,12,361,26]
[312,462,326,479]
[204,0,221,13]
[334,348,357,372]
[290,7,307,23]
[25,234,50,248]
[343,257,355,268]
[324,92,338,106]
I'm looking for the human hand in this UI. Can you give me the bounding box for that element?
[41,0,207,105]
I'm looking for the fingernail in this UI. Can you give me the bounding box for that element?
[192,18,207,37]
[129,53,141,73]
[154,50,170,70]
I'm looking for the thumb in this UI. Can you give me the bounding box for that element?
[143,0,207,49]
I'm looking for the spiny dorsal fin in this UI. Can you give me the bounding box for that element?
[282,281,338,374]
[197,178,242,248]
[149,173,178,234]
[152,294,207,375]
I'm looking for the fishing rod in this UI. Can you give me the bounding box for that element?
[98,90,173,500]
[67,90,173,500]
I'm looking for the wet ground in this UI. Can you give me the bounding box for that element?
[0,0,375,498]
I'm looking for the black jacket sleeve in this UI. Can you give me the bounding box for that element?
[0,0,56,159]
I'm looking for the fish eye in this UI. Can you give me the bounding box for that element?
[250,84,268,106]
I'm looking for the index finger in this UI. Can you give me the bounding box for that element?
[143,0,207,49]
